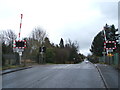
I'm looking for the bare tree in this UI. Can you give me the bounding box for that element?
[0,30,17,65]
[0,29,17,46]
[66,39,79,52]
[23,27,47,62]
[30,27,47,46]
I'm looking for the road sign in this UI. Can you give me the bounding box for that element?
[107,49,113,52]
[102,52,106,54]
[19,52,22,56]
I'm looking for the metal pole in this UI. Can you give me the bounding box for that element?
[20,55,21,65]
[19,52,21,65]
[102,53,105,63]
[40,51,43,64]
[42,52,43,64]
[40,41,44,64]
[19,52,22,65]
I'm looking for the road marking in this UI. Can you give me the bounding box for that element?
[51,64,94,69]
[37,76,49,82]
[41,76,49,81]
[51,65,71,69]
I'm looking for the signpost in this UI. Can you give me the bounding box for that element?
[39,46,46,64]
[107,49,113,53]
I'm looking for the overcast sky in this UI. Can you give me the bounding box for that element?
[0,0,119,56]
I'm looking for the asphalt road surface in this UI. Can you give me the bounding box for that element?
[2,61,105,88]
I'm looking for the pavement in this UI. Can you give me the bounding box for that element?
[1,66,32,75]
[96,64,119,89]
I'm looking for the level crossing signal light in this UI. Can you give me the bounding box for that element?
[13,40,26,49]
[106,43,114,48]
[16,41,24,47]
[104,41,116,50]
[39,46,46,53]
[107,53,114,57]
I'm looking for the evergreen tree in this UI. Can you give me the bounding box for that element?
[59,38,64,48]
[90,31,104,56]
[90,24,119,56]
[105,24,118,41]
[43,37,51,48]
[104,24,119,52]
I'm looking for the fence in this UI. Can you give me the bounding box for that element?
[2,53,38,66]
[99,53,119,67]
[2,53,18,65]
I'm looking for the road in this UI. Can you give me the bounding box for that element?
[3,61,105,88]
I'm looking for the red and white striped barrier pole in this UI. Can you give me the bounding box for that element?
[18,14,23,40]
[103,26,108,55]
[18,14,23,65]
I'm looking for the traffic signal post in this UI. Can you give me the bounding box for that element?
[39,46,46,64]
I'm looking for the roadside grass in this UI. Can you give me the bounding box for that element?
[1,61,83,70]
[111,64,118,69]
[98,62,119,70]
[2,65,25,70]
[46,63,55,65]
[0,67,2,70]
[98,62,106,64]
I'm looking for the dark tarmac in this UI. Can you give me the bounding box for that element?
[2,61,105,88]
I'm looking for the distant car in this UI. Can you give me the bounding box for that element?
[85,60,89,63]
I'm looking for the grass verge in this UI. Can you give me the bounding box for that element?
[2,65,26,70]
